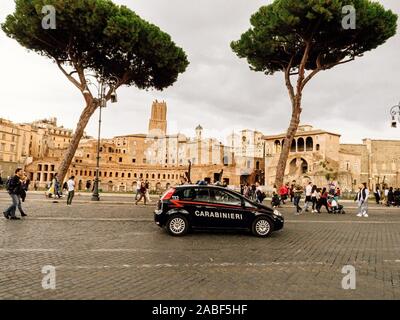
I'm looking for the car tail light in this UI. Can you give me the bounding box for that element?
[161,188,176,200]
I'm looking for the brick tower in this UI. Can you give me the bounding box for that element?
[148,100,167,135]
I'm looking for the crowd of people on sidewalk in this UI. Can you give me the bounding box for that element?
[2,166,399,220]
[372,186,400,207]
[268,180,373,218]
[240,182,267,204]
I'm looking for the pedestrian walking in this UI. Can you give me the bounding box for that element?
[20,173,30,201]
[135,182,147,205]
[62,181,68,194]
[48,173,61,198]
[145,180,151,203]
[86,180,92,192]
[387,187,395,206]
[383,186,389,205]
[244,184,250,199]
[394,188,400,207]
[301,182,313,213]
[279,183,288,204]
[289,183,295,202]
[135,179,141,201]
[311,185,318,213]
[374,186,381,204]
[255,182,266,203]
[292,180,303,214]
[355,183,369,217]
[3,168,25,220]
[251,184,257,202]
[316,187,331,213]
[66,176,75,205]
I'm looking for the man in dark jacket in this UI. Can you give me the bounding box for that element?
[3,168,24,220]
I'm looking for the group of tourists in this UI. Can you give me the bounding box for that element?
[269,180,371,218]
[373,186,400,207]
[45,173,76,205]
[3,166,397,218]
[240,182,267,204]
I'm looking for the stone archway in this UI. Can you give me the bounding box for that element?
[288,157,309,177]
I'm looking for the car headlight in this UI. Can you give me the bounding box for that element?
[273,209,282,217]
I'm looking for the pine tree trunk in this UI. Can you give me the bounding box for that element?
[274,100,302,187]
[57,98,97,183]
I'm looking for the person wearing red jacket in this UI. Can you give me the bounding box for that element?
[279,184,288,204]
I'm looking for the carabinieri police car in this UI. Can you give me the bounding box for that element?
[154,185,284,237]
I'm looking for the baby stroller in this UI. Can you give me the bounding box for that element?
[327,196,345,214]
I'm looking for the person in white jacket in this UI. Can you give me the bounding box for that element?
[355,183,369,218]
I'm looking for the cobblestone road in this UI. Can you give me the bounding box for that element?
[1,191,400,300]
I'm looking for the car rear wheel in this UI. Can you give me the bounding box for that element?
[252,216,273,237]
[166,214,189,236]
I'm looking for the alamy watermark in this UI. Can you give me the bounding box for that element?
[341,265,356,290]
[40,4,355,31]
[42,265,56,290]
[342,5,356,30]
[41,5,56,30]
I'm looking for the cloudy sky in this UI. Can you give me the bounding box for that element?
[1,0,399,144]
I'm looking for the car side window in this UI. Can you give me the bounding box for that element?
[193,188,210,202]
[174,188,196,200]
[209,189,242,206]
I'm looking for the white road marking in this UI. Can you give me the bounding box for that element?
[1,260,388,271]
[91,248,154,252]
[0,248,57,252]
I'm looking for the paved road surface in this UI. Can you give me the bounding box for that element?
[0,191,400,299]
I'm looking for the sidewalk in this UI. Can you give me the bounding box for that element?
[26,190,162,199]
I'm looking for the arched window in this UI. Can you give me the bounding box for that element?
[274,140,281,153]
[256,161,260,170]
[306,137,313,151]
[297,138,305,152]
[316,144,320,151]
[290,139,296,152]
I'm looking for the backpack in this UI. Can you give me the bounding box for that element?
[6,178,12,191]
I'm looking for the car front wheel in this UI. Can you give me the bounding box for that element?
[166,214,189,236]
[252,216,273,237]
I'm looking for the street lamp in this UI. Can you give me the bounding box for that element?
[390,102,400,128]
[84,74,119,201]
